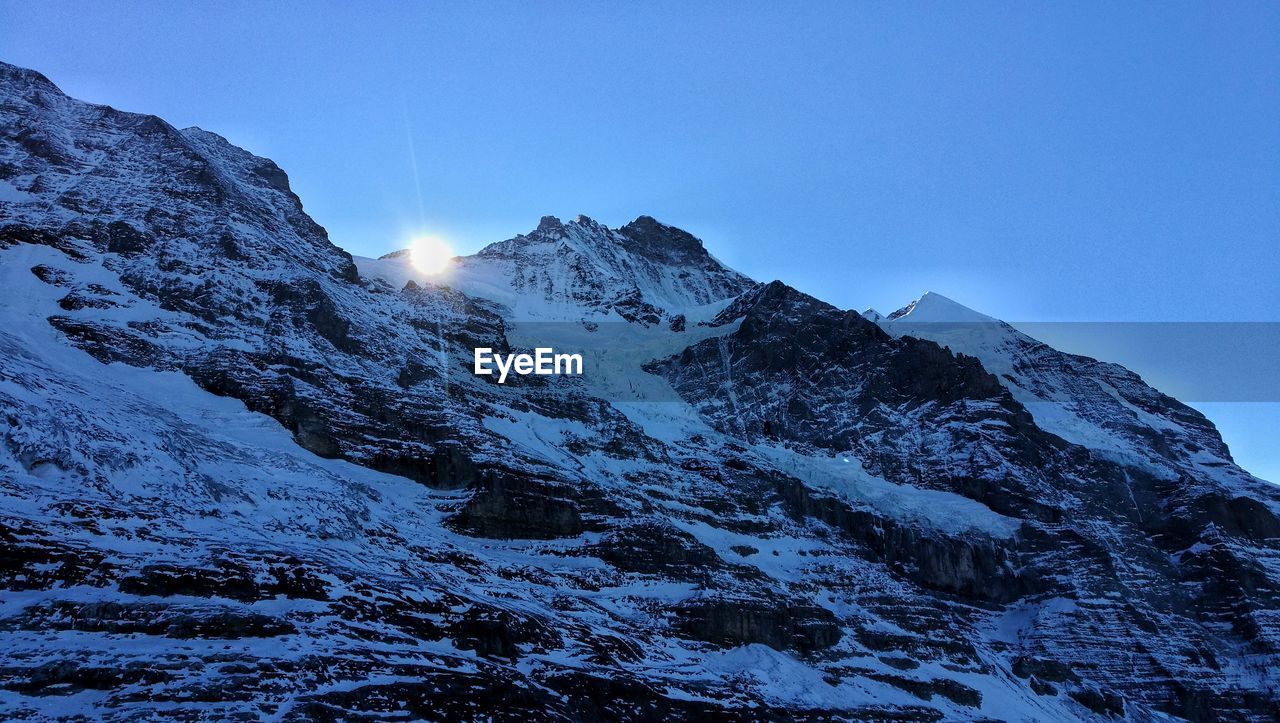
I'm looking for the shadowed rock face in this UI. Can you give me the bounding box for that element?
[3,60,1280,720]
[653,280,1071,522]
[773,475,1035,603]
[617,215,725,269]
[675,596,843,654]
[447,470,588,540]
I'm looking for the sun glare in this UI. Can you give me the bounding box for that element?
[409,235,454,276]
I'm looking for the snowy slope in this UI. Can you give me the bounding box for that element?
[0,242,1077,720]
[882,292,1262,485]
[3,59,1280,720]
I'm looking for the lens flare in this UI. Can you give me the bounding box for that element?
[409,235,453,275]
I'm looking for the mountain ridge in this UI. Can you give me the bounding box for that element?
[3,60,1280,720]
[357,212,754,325]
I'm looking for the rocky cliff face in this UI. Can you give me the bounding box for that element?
[2,60,1279,720]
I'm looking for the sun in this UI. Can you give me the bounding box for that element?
[409,235,454,276]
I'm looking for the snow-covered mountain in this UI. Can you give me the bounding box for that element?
[882,292,1254,496]
[357,213,754,325]
[3,60,1280,720]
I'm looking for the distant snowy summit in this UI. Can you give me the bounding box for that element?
[885,290,1000,324]
[357,214,753,325]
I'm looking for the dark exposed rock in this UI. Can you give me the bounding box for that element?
[448,470,585,540]
[879,656,919,671]
[1196,492,1280,543]
[3,601,297,639]
[267,279,357,353]
[539,669,883,721]
[0,224,86,259]
[775,475,1033,602]
[1013,655,1080,683]
[93,219,152,255]
[618,215,725,271]
[289,675,563,722]
[856,635,975,669]
[1069,687,1126,718]
[57,290,118,311]
[46,317,168,368]
[367,443,484,491]
[604,288,664,326]
[2,661,175,696]
[590,522,723,581]
[0,522,111,591]
[117,558,328,602]
[674,596,841,654]
[30,264,71,286]
[1029,676,1057,696]
[8,600,154,634]
[166,610,295,638]
[866,672,983,708]
[449,605,561,660]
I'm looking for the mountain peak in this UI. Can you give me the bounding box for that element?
[625,214,664,230]
[707,279,843,328]
[534,215,565,235]
[886,291,996,323]
[617,215,719,268]
[486,214,740,277]
[0,60,357,284]
[0,60,61,94]
[359,214,755,321]
[525,214,612,240]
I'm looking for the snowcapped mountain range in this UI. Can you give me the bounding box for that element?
[2,60,1279,720]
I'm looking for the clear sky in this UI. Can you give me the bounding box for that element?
[2,2,1276,478]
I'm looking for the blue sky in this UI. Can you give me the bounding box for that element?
[2,1,1276,479]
